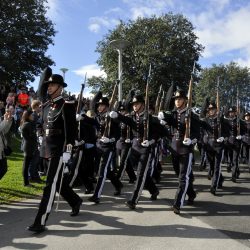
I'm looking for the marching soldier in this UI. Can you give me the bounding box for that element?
[27,73,83,233]
[158,89,199,214]
[200,100,225,195]
[223,106,241,182]
[240,112,250,171]
[88,94,123,204]
[110,94,168,209]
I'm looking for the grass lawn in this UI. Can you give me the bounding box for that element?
[0,136,44,205]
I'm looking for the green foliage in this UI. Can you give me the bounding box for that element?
[195,62,250,110]
[0,0,56,87]
[88,13,204,100]
[0,137,44,204]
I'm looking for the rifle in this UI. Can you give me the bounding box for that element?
[103,82,118,138]
[76,73,87,114]
[154,84,162,114]
[158,90,165,112]
[216,76,221,137]
[236,87,241,136]
[143,64,151,141]
[184,62,196,139]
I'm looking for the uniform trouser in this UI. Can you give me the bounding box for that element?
[69,147,95,191]
[199,145,207,168]
[228,145,241,178]
[116,145,136,181]
[172,153,195,208]
[93,145,122,198]
[206,148,224,189]
[129,147,158,204]
[33,156,81,226]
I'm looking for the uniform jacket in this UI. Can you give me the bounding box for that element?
[40,95,77,158]
[240,119,250,145]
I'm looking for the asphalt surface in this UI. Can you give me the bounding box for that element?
[0,162,250,250]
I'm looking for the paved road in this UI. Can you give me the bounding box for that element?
[0,163,250,250]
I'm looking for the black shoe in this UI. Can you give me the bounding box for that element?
[217,182,223,189]
[227,166,232,173]
[125,200,136,210]
[70,199,83,217]
[150,190,159,200]
[85,189,94,194]
[172,205,180,214]
[114,189,121,196]
[207,174,212,180]
[231,177,237,183]
[187,192,197,205]
[88,195,100,204]
[29,177,44,184]
[210,187,216,195]
[27,224,46,233]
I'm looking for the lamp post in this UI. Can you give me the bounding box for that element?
[110,39,129,101]
[60,68,68,80]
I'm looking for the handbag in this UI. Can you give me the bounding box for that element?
[1,133,12,156]
[0,157,7,180]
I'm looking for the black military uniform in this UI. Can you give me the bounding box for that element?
[159,90,199,214]
[240,112,250,171]
[28,74,82,233]
[111,94,168,209]
[88,97,123,204]
[200,101,225,195]
[223,106,241,182]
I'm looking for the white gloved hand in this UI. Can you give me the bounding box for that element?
[160,120,167,125]
[217,137,224,143]
[109,111,118,119]
[158,111,165,120]
[38,136,43,145]
[100,136,110,143]
[236,135,242,140]
[141,140,150,147]
[75,140,85,146]
[125,139,131,143]
[191,138,197,144]
[76,114,83,121]
[62,152,71,163]
[183,138,192,146]
[109,137,115,143]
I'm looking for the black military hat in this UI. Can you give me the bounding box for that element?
[45,74,67,87]
[131,94,145,104]
[207,101,217,110]
[96,97,109,106]
[228,106,237,112]
[172,89,187,99]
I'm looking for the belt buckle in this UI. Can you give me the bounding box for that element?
[45,129,49,136]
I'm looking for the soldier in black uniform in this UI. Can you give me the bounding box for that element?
[240,112,250,171]
[158,89,199,214]
[200,101,225,195]
[27,74,83,233]
[88,95,123,204]
[223,106,241,182]
[110,94,168,209]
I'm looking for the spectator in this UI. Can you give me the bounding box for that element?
[4,105,16,147]
[0,101,5,118]
[6,92,16,107]
[20,110,40,186]
[0,110,13,180]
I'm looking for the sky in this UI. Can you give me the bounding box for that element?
[31,0,250,96]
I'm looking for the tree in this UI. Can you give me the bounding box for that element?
[88,13,204,101]
[195,62,250,111]
[0,0,56,88]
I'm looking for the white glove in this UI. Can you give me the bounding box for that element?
[125,139,131,143]
[109,111,118,119]
[100,136,110,143]
[38,136,43,145]
[160,120,167,125]
[158,111,165,120]
[236,135,242,140]
[109,137,115,143]
[62,152,71,163]
[217,137,224,143]
[191,138,197,144]
[183,138,192,146]
[141,139,155,147]
[76,114,83,121]
[75,140,85,146]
